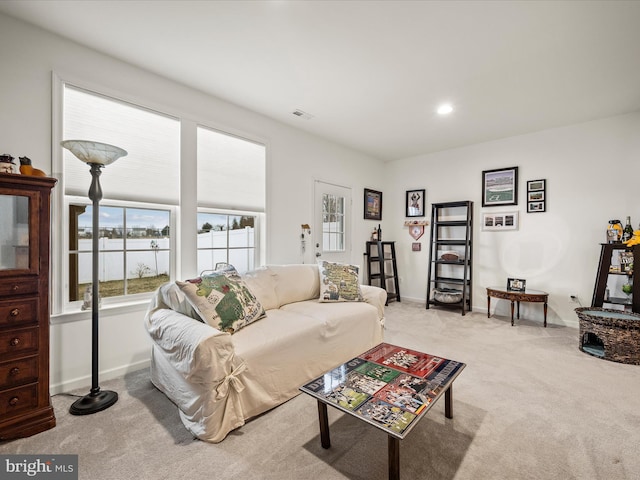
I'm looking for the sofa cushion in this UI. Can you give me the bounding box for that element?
[268,264,320,306]
[242,266,279,311]
[317,260,363,302]
[177,265,266,334]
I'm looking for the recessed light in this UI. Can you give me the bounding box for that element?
[437,104,453,115]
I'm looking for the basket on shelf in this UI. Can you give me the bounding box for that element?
[433,288,463,303]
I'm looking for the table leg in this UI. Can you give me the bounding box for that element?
[510,301,515,326]
[445,384,453,419]
[317,400,330,449]
[389,436,400,480]
[544,301,548,328]
[487,294,491,318]
[517,300,520,319]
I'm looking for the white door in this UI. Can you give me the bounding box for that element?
[314,180,351,264]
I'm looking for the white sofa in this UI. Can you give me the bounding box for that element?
[144,264,386,443]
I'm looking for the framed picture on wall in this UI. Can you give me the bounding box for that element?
[482,211,519,231]
[405,189,425,217]
[482,166,518,207]
[364,188,382,220]
[527,179,546,213]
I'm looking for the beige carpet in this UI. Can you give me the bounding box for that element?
[2,301,640,480]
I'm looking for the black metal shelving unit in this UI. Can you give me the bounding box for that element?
[426,201,473,315]
[592,243,639,313]
[365,241,400,305]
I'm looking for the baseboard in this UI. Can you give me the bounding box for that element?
[50,359,150,395]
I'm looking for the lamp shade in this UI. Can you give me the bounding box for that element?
[61,140,127,166]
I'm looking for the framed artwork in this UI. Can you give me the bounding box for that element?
[482,167,518,207]
[405,189,425,217]
[527,179,546,213]
[482,211,519,231]
[507,278,526,292]
[364,188,382,220]
[412,242,421,251]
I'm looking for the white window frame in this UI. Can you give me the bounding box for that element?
[51,72,267,323]
[196,207,263,275]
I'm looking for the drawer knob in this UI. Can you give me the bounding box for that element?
[11,285,19,292]
[10,367,20,376]
[10,308,20,317]
[9,396,19,406]
[9,337,20,347]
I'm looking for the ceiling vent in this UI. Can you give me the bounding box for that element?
[292,109,314,120]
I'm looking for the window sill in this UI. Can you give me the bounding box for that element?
[50,297,151,325]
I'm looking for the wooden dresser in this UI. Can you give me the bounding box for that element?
[0,173,57,440]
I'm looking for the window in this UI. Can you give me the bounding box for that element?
[197,212,256,274]
[61,84,179,308]
[196,126,265,273]
[68,204,171,301]
[322,193,345,252]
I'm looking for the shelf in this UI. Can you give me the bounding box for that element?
[365,241,400,305]
[426,201,473,315]
[591,243,639,314]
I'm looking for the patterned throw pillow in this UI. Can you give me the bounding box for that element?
[177,265,266,333]
[318,260,363,302]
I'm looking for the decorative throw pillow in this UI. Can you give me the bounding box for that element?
[177,265,266,333]
[317,260,363,302]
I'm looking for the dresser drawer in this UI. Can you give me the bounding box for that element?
[0,298,38,328]
[0,383,38,417]
[0,357,38,390]
[0,278,39,297]
[0,327,38,357]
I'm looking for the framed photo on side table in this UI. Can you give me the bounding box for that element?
[406,189,425,217]
[482,167,518,207]
[507,278,527,292]
[364,188,382,220]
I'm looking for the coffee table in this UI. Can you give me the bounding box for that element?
[486,286,549,327]
[300,342,465,480]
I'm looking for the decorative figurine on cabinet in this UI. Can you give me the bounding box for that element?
[19,156,46,176]
[0,154,15,173]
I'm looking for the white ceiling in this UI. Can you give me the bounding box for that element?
[2,0,640,162]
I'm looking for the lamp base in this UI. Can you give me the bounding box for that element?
[69,389,118,416]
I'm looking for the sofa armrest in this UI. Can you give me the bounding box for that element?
[360,284,387,321]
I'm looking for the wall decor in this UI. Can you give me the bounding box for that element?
[404,220,428,240]
[527,179,546,213]
[482,166,518,207]
[412,242,421,251]
[507,278,527,292]
[364,188,382,220]
[405,189,425,217]
[482,211,519,231]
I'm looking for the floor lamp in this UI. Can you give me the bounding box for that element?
[61,140,128,415]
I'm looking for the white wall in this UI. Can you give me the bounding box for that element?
[385,112,640,326]
[0,13,385,393]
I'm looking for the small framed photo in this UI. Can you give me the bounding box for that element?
[482,167,518,207]
[507,278,527,292]
[526,179,546,213]
[406,189,425,217]
[527,201,546,213]
[527,179,545,191]
[482,211,519,231]
[412,242,421,252]
[364,188,382,220]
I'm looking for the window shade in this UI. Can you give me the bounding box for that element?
[63,85,180,205]
[197,126,266,212]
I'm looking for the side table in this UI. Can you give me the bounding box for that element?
[487,286,549,327]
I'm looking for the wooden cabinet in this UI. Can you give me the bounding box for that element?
[0,173,57,440]
[426,201,473,315]
[365,241,400,304]
[591,243,639,313]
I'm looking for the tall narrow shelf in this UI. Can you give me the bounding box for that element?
[426,201,473,315]
[591,243,639,313]
[365,241,400,304]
